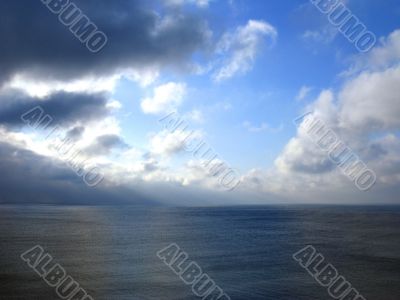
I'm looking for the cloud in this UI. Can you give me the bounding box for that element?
[243,121,283,133]
[302,27,338,45]
[106,99,123,110]
[184,109,204,123]
[1,1,398,206]
[66,126,85,142]
[85,134,129,156]
[0,127,238,206]
[0,140,152,205]
[5,74,120,98]
[137,157,161,174]
[141,82,186,114]
[0,135,249,206]
[274,90,338,175]
[366,29,400,69]
[296,86,313,101]
[234,29,400,204]
[164,0,212,8]
[277,58,400,180]
[149,129,202,156]
[0,0,211,86]
[0,90,110,128]
[339,66,400,132]
[212,20,277,81]
[343,29,400,76]
[300,0,350,47]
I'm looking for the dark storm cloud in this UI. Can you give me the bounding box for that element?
[85,134,129,156]
[0,141,153,205]
[0,0,210,84]
[0,90,109,127]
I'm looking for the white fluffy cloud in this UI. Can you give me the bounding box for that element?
[272,61,400,190]
[141,82,186,114]
[213,20,277,82]
[339,66,400,131]
[237,29,400,203]
[353,29,400,72]
[149,129,203,157]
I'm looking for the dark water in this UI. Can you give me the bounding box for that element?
[0,205,399,300]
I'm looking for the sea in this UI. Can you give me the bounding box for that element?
[0,205,399,300]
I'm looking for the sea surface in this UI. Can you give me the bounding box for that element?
[0,205,399,300]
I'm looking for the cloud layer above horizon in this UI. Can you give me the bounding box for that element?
[0,0,399,205]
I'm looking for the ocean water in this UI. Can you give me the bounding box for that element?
[0,205,399,300]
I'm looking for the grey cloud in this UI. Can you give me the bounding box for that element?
[141,159,159,173]
[0,90,109,127]
[0,141,153,205]
[85,134,129,156]
[66,126,85,141]
[0,140,252,206]
[0,0,211,85]
[362,143,388,161]
[291,158,335,174]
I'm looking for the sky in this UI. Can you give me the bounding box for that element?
[0,0,399,205]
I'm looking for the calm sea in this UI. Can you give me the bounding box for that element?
[0,205,399,300]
